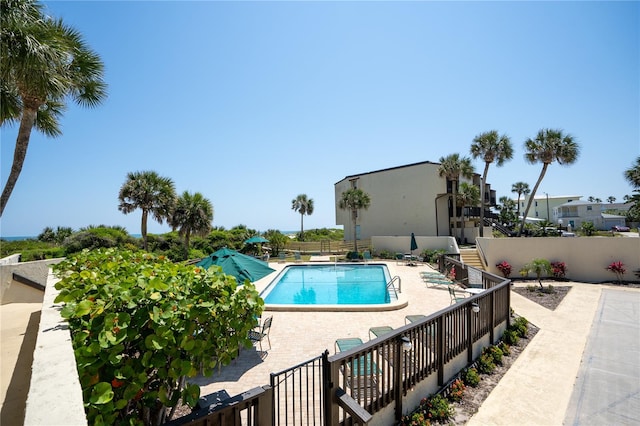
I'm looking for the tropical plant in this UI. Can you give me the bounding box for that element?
[496,196,518,227]
[118,171,177,251]
[470,130,513,236]
[551,261,567,279]
[522,258,552,288]
[581,221,596,236]
[52,248,263,425]
[624,156,640,189]
[0,0,107,216]
[606,261,626,283]
[169,191,213,259]
[263,229,288,256]
[511,182,530,219]
[607,196,616,204]
[518,129,580,236]
[338,188,371,253]
[438,153,475,242]
[496,261,512,278]
[457,182,480,243]
[63,225,136,254]
[291,194,314,241]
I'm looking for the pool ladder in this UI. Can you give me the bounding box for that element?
[387,276,401,299]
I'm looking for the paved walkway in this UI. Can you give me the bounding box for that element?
[468,282,640,426]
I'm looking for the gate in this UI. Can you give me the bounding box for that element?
[269,352,327,425]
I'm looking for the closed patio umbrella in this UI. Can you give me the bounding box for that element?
[410,233,418,263]
[196,247,275,284]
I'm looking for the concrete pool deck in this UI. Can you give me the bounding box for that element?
[192,260,453,397]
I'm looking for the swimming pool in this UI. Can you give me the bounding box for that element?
[261,264,407,312]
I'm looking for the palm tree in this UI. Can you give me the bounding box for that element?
[170,191,213,258]
[438,154,475,242]
[511,182,530,219]
[457,182,480,244]
[497,196,517,226]
[291,194,314,241]
[338,188,371,253]
[607,196,616,204]
[624,156,640,189]
[1,0,107,216]
[518,129,580,236]
[470,130,513,236]
[118,171,176,251]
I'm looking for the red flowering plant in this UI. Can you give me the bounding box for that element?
[606,261,626,283]
[551,261,567,279]
[496,261,512,278]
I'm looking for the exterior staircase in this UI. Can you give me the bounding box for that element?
[460,248,485,270]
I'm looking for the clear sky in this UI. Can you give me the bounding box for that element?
[1,0,638,237]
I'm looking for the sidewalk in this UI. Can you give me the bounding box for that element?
[468,283,640,426]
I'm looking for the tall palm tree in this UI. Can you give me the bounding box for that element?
[457,182,480,244]
[118,171,176,250]
[438,153,475,242]
[1,0,107,216]
[338,188,371,253]
[511,182,530,219]
[518,129,580,236]
[291,194,314,241]
[624,156,640,189]
[470,130,513,235]
[170,191,213,258]
[607,196,616,204]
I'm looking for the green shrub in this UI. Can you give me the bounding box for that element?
[422,249,446,264]
[462,367,480,387]
[511,316,529,338]
[541,284,556,294]
[448,378,466,402]
[485,345,503,365]
[477,353,496,374]
[498,341,511,357]
[425,394,454,422]
[52,248,263,425]
[503,329,520,345]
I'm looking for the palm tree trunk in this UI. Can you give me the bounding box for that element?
[452,182,458,242]
[479,163,490,237]
[300,213,304,241]
[141,210,149,250]
[184,230,191,259]
[1,107,37,216]
[518,164,549,236]
[352,210,358,253]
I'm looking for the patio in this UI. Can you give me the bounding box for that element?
[191,260,453,399]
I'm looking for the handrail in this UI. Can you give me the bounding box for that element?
[476,239,488,267]
[387,275,401,296]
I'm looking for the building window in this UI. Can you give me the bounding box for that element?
[587,206,592,211]
[535,201,538,207]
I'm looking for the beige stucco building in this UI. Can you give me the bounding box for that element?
[334,160,496,243]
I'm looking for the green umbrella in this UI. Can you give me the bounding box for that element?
[244,236,269,244]
[196,247,275,284]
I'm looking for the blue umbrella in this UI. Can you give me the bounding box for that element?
[196,247,275,284]
[244,236,269,244]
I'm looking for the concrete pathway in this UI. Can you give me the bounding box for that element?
[468,283,640,426]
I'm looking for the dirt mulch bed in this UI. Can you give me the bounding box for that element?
[512,284,572,310]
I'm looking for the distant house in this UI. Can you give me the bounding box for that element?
[553,200,626,230]
[334,160,496,242]
[515,194,582,222]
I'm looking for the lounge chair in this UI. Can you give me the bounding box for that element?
[448,286,466,304]
[405,314,427,324]
[368,326,393,340]
[335,337,380,402]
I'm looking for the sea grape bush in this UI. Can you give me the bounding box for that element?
[52,248,263,425]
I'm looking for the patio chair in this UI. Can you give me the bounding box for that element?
[448,286,466,304]
[294,251,302,263]
[335,338,380,402]
[277,252,286,263]
[363,250,372,263]
[249,316,272,352]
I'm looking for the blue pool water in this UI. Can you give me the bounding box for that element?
[262,264,392,305]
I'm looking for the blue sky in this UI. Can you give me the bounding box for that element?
[1,0,638,237]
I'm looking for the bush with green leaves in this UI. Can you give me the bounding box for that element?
[503,329,520,345]
[52,248,263,425]
[477,352,496,374]
[511,316,529,338]
[497,341,511,357]
[484,345,503,366]
[461,367,480,387]
[421,249,446,264]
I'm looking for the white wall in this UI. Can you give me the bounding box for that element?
[477,237,640,282]
[372,236,459,255]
